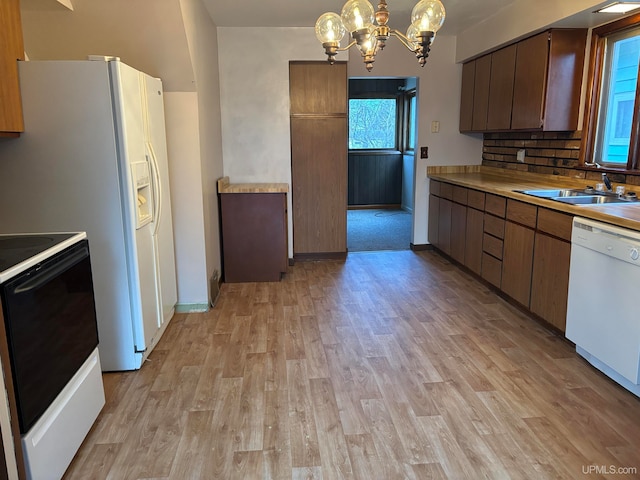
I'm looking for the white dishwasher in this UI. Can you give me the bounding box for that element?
[566,217,640,397]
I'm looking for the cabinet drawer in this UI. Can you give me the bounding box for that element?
[440,182,453,200]
[484,214,505,239]
[506,199,537,228]
[483,233,503,260]
[430,179,441,197]
[482,253,502,288]
[467,189,485,210]
[485,194,506,217]
[452,186,468,205]
[537,208,572,241]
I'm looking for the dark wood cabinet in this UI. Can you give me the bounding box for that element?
[290,62,347,259]
[0,0,24,136]
[450,202,467,264]
[428,194,440,247]
[220,191,288,282]
[465,206,484,275]
[437,198,452,255]
[501,221,535,306]
[511,29,587,131]
[459,28,586,133]
[486,44,516,131]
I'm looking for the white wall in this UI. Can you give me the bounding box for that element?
[217,27,331,257]
[351,35,482,245]
[179,0,225,305]
[164,92,209,306]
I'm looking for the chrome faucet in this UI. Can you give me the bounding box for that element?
[602,173,613,192]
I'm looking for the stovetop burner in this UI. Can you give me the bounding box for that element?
[0,233,77,274]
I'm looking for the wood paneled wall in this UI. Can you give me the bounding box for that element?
[348,153,402,206]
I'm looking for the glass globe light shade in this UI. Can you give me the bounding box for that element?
[341,0,375,33]
[315,12,346,44]
[356,24,378,54]
[411,0,446,33]
[406,24,419,45]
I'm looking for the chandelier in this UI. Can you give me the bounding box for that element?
[315,0,446,71]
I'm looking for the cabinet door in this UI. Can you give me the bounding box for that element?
[511,32,549,130]
[428,194,440,247]
[501,221,535,306]
[530,233,571,331]
[459,61,475,132]
[0,0,25,134]
[289,61,347,115]
[438,198,452,255]
[450,202,467,263]
[465,207,483,275]
[471,55,491,131]
[487,44,516,130]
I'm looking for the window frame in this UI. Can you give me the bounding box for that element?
[403,89,417,153]
[348,94,402,153]
[581,12,640,171]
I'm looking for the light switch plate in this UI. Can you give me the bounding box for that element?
[421,146,428,158]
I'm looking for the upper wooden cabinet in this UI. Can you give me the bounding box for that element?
[459,28,587,133]
[289,61,347,115]
[0,0,24,136]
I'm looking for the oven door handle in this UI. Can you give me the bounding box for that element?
[11,247,89,295]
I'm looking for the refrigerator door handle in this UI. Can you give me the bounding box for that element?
[146,142,162,236]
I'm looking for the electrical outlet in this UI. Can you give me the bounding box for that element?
[431,121,440,133]
[420,146,428,159]
[517,149,525,162]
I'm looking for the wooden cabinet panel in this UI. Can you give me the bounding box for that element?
[485,194,506,218]
[467,189,485,210]
[482,253,502,288]
[291,116,347,255]
[428,194,440,247]
[439,182,453,200]
[459,61,475,132]
[511,32,548,130]
[465,207,483,275]
[450,202,467,263]
[430,179,441,197]
[0,0,25,134]
[506,199,537,228]
[487,44,516,130]
[221,193,288,282]
[472,55,491,131]
[438,198,452,255]
[452,186,468,205]
[501,221,535,307]
[537,208,573,241]
[483,233,503,260]
[484,214,505,239]
[530,233,571,331]
[289,62,347,115]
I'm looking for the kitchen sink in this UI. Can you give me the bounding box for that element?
[515,188,638,205]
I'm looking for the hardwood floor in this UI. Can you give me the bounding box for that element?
[63,250,640,479]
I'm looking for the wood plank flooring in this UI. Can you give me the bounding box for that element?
[63,250,640,479]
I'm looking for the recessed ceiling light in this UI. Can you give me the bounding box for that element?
[595,2,640,13]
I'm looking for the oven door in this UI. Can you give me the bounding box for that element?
[1,239,99,433]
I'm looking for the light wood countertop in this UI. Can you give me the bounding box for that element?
[217,176,289,194]
[427,166,640,231]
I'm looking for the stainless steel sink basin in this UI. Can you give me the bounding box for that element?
[516,188,595,198]
[552,195,629,205]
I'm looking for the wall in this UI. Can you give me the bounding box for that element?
[216,27,331,258]
[350,35,483,246]
[179,0,224,306]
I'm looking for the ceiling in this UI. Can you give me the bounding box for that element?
[201,0,520,36]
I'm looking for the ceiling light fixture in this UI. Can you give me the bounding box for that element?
[595,2,640,13]
[315,0,445,72]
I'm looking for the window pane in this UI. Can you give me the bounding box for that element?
[596,31,640,165]
[349,98,397,149]
[408,94,417,150]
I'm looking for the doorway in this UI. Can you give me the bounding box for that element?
[347,77,418,252]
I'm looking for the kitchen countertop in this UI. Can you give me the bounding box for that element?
[217,176,289,194]
[427,166,640,231]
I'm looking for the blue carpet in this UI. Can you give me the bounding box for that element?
[347,209,412,251]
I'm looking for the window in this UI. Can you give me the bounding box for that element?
[348,98,398,150]
[404,91,417,151]
[582,14,640,170]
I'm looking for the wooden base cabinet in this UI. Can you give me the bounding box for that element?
[220,192,288,283]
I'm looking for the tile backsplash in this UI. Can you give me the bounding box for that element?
[482,131,640,186]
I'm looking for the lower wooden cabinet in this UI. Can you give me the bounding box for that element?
[501,221,535,307]
[465,207,483,275]
[438,198,452,255]
[450,202,467,264]
[220,192,288,282]
[530,232,571,331]
[428,194,440,247]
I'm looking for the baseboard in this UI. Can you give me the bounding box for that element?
[410,243,432,251]
[294,252,347,261]
[175,303,210,313]
[288,258,295,266]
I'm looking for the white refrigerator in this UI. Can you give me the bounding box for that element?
[0,58,177,371]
